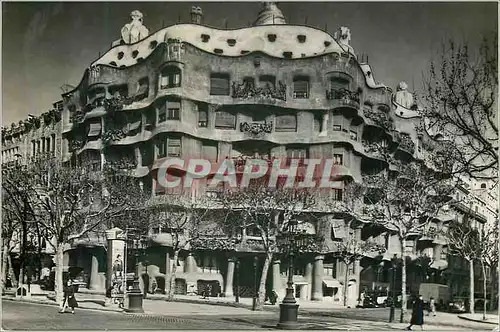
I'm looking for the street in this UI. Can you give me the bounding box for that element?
[2,300,496,331]
[1,301,261,330]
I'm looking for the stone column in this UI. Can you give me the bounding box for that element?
[89,254,100,290]
[272,259,284,298]
[312,255,324,301]
[225,257,236,297]
[165,251,170,274]
[184,253,197,273]
[304,262,313,300]
[319,111,329,136]
[433,244,442,262]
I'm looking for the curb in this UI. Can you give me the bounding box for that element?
[2,296,124,314]
[78,288,272,312]
[458,314,499,326]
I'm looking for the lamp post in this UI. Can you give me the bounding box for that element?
[235,259,240,303]
[387,254,398,323]
[126,234,144,313]
[277,219,300,330]
[252,256,258,311]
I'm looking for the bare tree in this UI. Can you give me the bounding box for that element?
[1,164,37,291]
[476,221,499,319]
[219,177,316,310]
[329,220,386,307]
[148,194,224,301]
[445,216,478,314]
[362,162,456,322]
[28,157,141,304]
[422,34,498,180]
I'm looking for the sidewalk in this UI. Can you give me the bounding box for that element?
[459,313,499,325]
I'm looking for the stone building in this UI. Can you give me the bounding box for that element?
[4,3,497,306]
[1,100,64,283]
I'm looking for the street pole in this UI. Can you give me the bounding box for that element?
[126,237,143,313]
[235,259,240,303]
[252,256,258,311]
[278,222,300,330]
[389,260,396,323]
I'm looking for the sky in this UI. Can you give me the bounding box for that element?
[2,1,498,125]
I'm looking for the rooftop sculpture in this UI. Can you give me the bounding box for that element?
[253,2,287,26]
[334,26,355,55]
[394,81,415,109]
[121,10,149,44]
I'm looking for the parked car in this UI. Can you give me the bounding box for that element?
[448,299,467,313]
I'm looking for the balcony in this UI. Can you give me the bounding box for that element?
[105,157,136,171]
[399,133,415,155]
[239,121,273,136]
[70,109,85,124]
[232,81,286,101]
[326,88,360,108]
[363,141,389,161]
[69,139,84,152]
[165,38,184,62]
[363,108,394,132]
[102,129,126,145]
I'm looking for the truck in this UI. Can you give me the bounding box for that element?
[418,283,451,311]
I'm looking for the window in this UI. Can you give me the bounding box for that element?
[51,134,56,152]
[313,114,321,132]
[210,74,230,95]
[156,137,181,158]
[167,138,181,157]
[293,77,309,99]
[136,77,149,99]
[243,76,255,88]
[166,100,181,120]
[333,124,341,131]
[286,148,307,165]
[158,105,167,123]
[333,154,343,165]
[157,142,166,158]
[330,73,351,91]
[108,84,128,98]
[259,75,276,90]
[275,114,297,132]
[332,189,343,201]
[160,66,181,89]
[350,130,358,141]
[323,262,337,278]
[215,111,236,129]
[198,106,208,127]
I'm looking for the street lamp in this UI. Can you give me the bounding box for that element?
[125,234,145,313]
[235,259,240,303]
[252,256,258,311]
[384,254,399,323]
[277,219,300,330]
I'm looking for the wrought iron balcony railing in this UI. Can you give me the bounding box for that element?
[232,81,287,101]
[326,88,360,106]
[240,121,273,135]
[363,108,394,132]
[399,133,415,154]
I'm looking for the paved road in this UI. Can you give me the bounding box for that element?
[1,301,262,330]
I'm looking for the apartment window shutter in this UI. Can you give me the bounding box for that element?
[215,111,236,129]
[293,80,309,98]
[275,114,297,131]
[87,123,102,137]
[210,75,230,95]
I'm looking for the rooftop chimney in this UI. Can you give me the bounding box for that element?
[190,6,203,24]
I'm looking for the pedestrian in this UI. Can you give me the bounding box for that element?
[407,294,424,330]
[428,297,436,316]
[59,278,78,314]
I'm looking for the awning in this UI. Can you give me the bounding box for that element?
[136,84,148,96]
[87,123,102,137]
[129,120,141,131]
[323,279,342,288]
[330,218,346,239]
[430,260,448,270]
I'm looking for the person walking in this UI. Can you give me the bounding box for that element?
[59,278,78,314]
[407,294,425,330]
[428,297,436,316]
